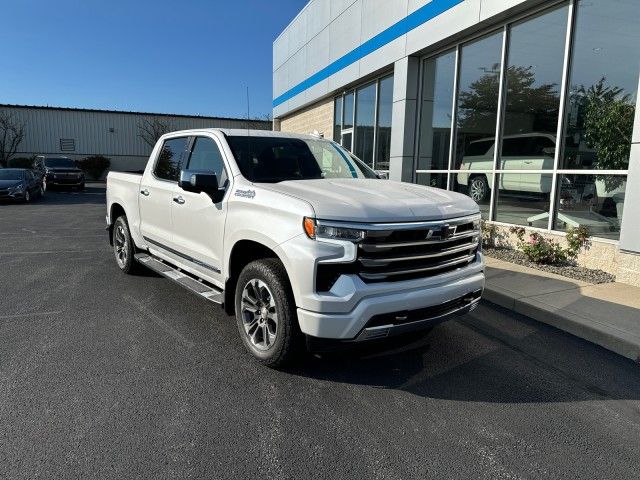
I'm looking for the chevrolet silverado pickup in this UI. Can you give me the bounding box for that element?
[106,129,484,366]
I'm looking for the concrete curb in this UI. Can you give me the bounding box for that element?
[483,284,640,363]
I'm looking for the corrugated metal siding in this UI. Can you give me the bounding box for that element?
[2,105,270,161]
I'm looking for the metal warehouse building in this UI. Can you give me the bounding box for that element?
[273,0,640,286]
[1,104,270,173]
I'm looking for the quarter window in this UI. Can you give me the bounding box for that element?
[154,137,188,182]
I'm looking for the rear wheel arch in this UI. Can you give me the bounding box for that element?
[108,203,127,246]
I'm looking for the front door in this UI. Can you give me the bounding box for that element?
[139,136,189,249]
[171,134,230,286]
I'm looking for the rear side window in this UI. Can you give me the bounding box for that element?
[186,137,227,184]
[154,137,189,181]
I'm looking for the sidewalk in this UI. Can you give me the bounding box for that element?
[484,256,640,363]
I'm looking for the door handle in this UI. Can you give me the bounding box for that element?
[140,189,149,196]
[523,160,533,164]
[173,195,185,205]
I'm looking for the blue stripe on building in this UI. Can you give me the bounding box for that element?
[273,0,465,108]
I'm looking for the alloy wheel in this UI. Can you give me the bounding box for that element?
[114,225,128,268]
[469,178,487,202]
[240,279,278,351]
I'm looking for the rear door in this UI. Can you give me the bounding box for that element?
[171,134,230,284]
[138,136,189,250]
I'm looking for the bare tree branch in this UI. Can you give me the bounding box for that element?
[0,111,26,168]
[137,117,175,148]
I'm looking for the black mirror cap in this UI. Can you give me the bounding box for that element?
[179,170,224,201]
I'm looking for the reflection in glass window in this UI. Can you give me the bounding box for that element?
[354,82,376,166]
[560,0,639,170]
[187,137,226,183]
[453,170,491,220]
[375,75,393,170]
[454,31,503,170]
[343,92,354,130]
[154,137,188,181]
[501,5,568,170]
[416,172,447,190]
[554,174,626,240]
[495,173,552,228]
[333,96,342,142]
[417,50,456,171]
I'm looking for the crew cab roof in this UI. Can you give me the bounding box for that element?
[162,128,325,141]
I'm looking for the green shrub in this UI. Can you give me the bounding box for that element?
[78,155,110,180]
[8,156,34,168]
[509,226,590,265]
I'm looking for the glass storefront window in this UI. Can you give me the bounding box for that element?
[417,49,456,171]
[354,82,376,166]
[560,0,639,170]
[333,96,342,142]
[343,92,354,130]
[375,75,393,170]
[412,0,635,241]
[501,5,568,169]
[416,172,447,190]
[554,174,626,240]
[453,31,503,170]
[495,173,552,228]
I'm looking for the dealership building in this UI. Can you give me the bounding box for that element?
[273,0,640,285]
[1,104,270,173]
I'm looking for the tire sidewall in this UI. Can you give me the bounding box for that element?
[470,176,488,202]
[235,259,296,366]
[113,216,135,273]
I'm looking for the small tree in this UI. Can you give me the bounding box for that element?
[137,117,175,148]
[581,78,634,192]
[78,155,111,180]
[0,111,26,168]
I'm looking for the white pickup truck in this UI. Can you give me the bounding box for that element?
[106,129,484,366]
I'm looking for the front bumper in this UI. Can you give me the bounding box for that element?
[46,175,84,186]
[296,268,484,340]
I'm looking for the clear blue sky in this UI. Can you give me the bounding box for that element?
[0,0,306,119]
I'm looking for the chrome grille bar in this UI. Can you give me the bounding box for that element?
[359,254,477,281]
[359,240,479,267]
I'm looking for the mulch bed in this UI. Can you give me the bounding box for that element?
[484,246,615,284]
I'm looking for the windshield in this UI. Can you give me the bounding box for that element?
[0,169,24,180]
[226,136,378,183]
[44,158,76,168]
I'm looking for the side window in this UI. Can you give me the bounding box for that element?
[154,137,189,182]
[186,136,227,184]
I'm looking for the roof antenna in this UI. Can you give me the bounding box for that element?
[246,86,250,137]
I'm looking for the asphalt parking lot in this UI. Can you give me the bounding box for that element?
[1,184,639,479]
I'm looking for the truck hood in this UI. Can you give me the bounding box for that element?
[260,179,479,222]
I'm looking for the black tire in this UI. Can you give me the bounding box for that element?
[78,183,85,191]
[235,258,302,368]
[112,216,140,274]
[468,175,490,203]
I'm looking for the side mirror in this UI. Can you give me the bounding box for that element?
[375,170,389,180]
[179,170,225,202]
[542,147,555,157]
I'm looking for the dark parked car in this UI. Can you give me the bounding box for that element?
[0,168,44,202]
[33,156,85,190]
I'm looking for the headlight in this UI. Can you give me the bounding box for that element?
[303,217,365,242]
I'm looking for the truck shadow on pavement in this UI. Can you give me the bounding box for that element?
[39,184,107,205]
[285,303,640,404]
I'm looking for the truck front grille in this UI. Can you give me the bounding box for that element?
[356,215,481,283]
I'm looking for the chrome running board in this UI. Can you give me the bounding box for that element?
[134,253,224,304]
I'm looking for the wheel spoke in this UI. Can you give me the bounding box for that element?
[240,278,279,351]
